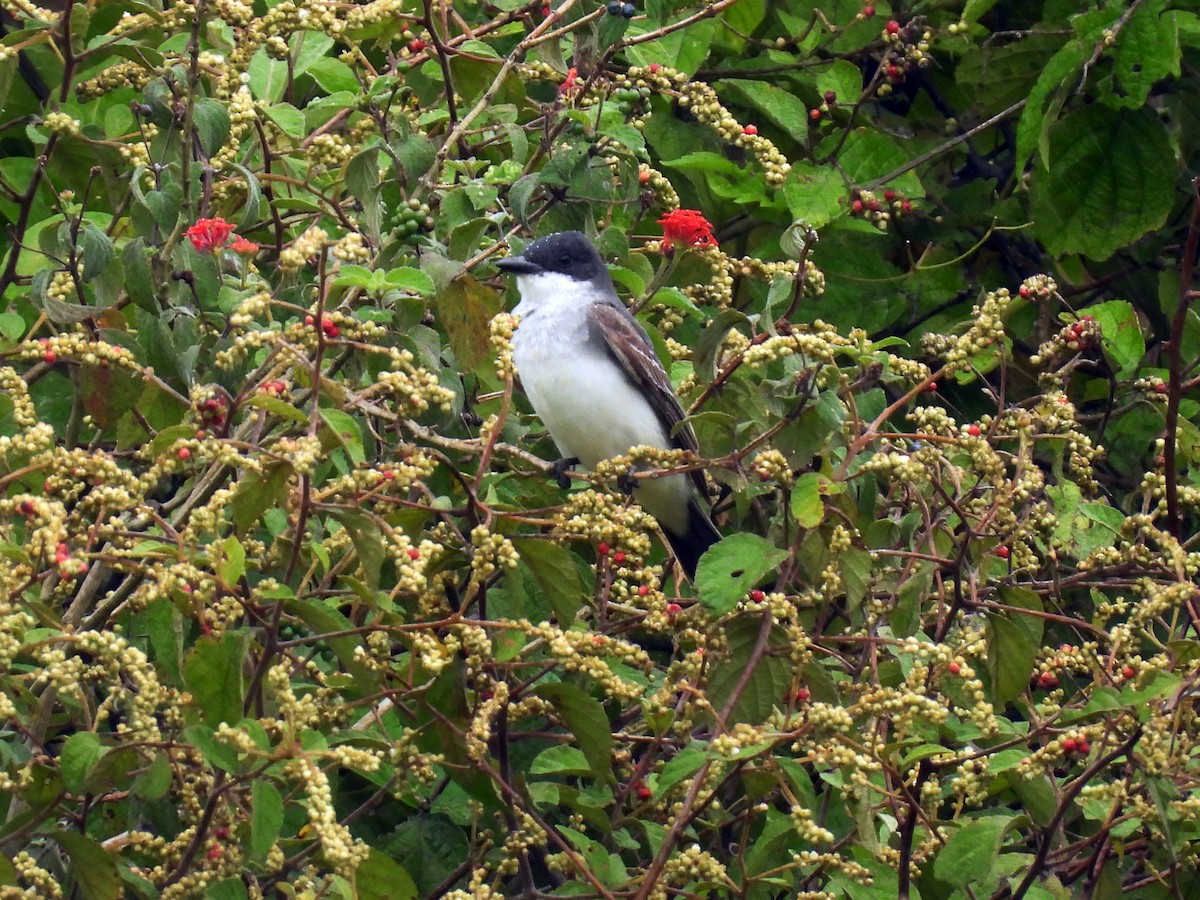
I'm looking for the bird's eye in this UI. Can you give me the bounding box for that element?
[559,255,572,267]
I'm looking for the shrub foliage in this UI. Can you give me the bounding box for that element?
[1,0,1200,897]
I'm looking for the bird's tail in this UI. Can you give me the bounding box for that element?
[664,499,722,580]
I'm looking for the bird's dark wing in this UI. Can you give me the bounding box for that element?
[587,301,707,496]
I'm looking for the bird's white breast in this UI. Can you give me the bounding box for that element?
[511,273,689,531]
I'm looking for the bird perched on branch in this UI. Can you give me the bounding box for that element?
[496,231,721,577]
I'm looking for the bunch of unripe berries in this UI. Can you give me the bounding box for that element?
[390,198,434,242]
[606,0,636,17]
[610,85,651,116]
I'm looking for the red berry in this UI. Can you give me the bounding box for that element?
[321,316,339,337]
[809,108,821,121]
[1038,672,1059,689]
[794,687,810,702]
[1076,740,1090,754]
[1155,382,1168,394]
[1121,665,1135,679]
[382,469,395,480]
[997,545,1010,559]
[867,199,881,212]
[665,602,682,616]
[597,542,610,556]
[408,38,426,52]
[885,19,900,33]
[1082,315,1094,323]
[613,550,626,564]
[900,200,913,214]
[925,381,937,392]
[862,5,875,16]
[636,784,652,799]
[1062,738,1077,753]
[637,584,650,596]
[638,170,651,184]
[967,424,981,437]
[648,63,660,74]
[851,199,864,213]
[43,351,56,364]
[304,315,314,325]
[56,542,70,563]
[742,124,758,136]
[1018,285,1031,299]
[18,500,35,517]
[407,548,421,560]
[824,90,837,104]
[749,589,765,603]
[886,64,902,81]
[213,826,230,839]
[947,662,960,675]
[207,844,222,861]
[883,189,896,202]
[177,447,191,461]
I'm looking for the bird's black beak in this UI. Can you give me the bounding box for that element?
[496,255,541,275]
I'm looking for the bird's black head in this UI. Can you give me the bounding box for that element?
[496,231,610,284]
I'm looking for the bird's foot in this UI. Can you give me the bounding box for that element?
[551,456,580,490]
[617,467,638,495]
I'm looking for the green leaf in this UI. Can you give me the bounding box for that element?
[248,780,283,863]
[182,724,242,774]
[706,616,792,725]
[986,587,1044,707]
[264,103,305,140]
[59,732,105,794]
[834,127,923,196]
[1111,0,1179,109]
[438,275,502,373]
[183,630,251,727]
[330,509,385,592]
[54,832,122,900]
[789,472,832,528]
[932,815,1014,889]
[1031,106,1174,261]
[654,745,705,797]
[694,534,787,615]
[306,57,359,93]
[218,534,245,585]
[354,848,418,900]
[286,596,379,692]
[815,60,862,106]
[383,815,470,895]
[132,752,172,800]
[121,238,156,312]
[722,80,811,137]
[204,879,248,900]
[531,745,592,776]
[193,99,231,156]
[783,163,846,229]
[77,222,114,282]
[384,266,436,295]
[319,408,365,464]
[230,463,293,536]
[231,163,262,233]
[0,310,26,341]
[1015,38,1087,171]
[533,682,615,786]
[512,538,585,626]
[1088,299,1146,377]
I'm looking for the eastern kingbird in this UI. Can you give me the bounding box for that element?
[496,231,721,577]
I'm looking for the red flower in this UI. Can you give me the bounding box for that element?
[186,217,235,252]
[657,209,717,250]
[230,236,258,255]
[558,67,580,98]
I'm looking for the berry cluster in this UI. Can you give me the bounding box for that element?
[390,197,434,242]
[877,19,933,94]
[1030,315,1099,366]
[849,187,914,230]
[606,0,636,17]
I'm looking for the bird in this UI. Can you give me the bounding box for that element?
[496,231,721,578]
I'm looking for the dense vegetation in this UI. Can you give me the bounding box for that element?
[1,0,1199,896]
